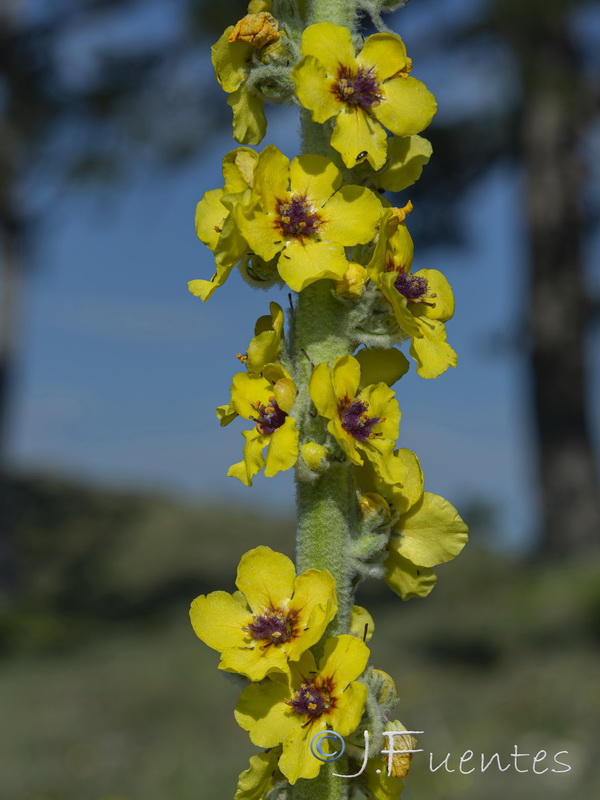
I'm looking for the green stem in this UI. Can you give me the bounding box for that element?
[293,281,356,639]
[292,6,364,800]
[296,460,355,636]
[293,759,350,800]
[307,0,357,27]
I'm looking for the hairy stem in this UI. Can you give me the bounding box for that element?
[292,4,363,800]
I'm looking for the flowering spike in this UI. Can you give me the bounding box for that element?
[188,3,468,798]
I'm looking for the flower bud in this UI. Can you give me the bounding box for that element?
[359,492,392,524]
[384,721,418,778]
[335,261,368,298]
[273,378,297,413]
[228,12,280,50]
[300,441,328,472]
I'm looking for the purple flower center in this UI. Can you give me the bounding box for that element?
[333,65,382,110]
[394,270,431,303]
[255,397,287,435]
[289,680,333,718]
[244,609,295,645]
[276,194,321,238]
[339,397,381,442]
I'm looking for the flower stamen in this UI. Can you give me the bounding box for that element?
[394,270,437,307]
[332,65,382,110]
[339,396,381,442]
[254,396,287,434]
[244,607,297,646]
[288,677,336,720]
[276,195,321,239]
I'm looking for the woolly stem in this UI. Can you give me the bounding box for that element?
[294,281,357,641]
[307,0,357,27]
[292,6,364,800]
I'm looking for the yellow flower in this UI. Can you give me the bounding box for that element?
[308,355,401,483]
[291,23,437,170]
[189,147,263,302]
[217,302,285,427]
[349,604,374,642]
[211,3,281,144]
[300,441,328,472]
[370,135,433,193]
[355,721,417,799]
[190,546,337,681]
[235,635,369,784]
[369,209,458,379]
[335,260,368,298]
[356,449,468,599]
[234,748,283,800]
[363,759,404,800]
[227,364,299,485]
[235,145,383,292]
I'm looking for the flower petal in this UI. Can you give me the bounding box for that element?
[388,448,424,514]
[235,680,297,748]
[227,428,268,486]
[331,107,388,170]
[384,549,437,599]
[253,145,290,210]
[222,147,259,193]
[279,720,324,783]
[300,22,356,76]
[190,591,252,651]
[188,273,231,302]
[231,372,273,419]
[289,153,342,205]
[318,634,370,688]
[412,269,455,321]
[391,491,468,567]
[264,416,299,477]
[277,239,348,292]
[195,189,226,250]
[328,418,363,466]
[286,569,338,660]
[220,640,288,680]
[373,77,437,138]
[328,679,368,737]
[375,135,432,192]
[234,750,281,800]
[350,605,375,642]
[357,33,409,82]
[213,207,249,268]
[321,185,382,246]
[362,437,398,484]
[236,546,296,612]
[355,347,410,388]
[228,86,267,146]
[211,29,252,92]
[216,400,237,427]
[358,382,401,441]
[378,272,422,338]
[291,56,340,123]
[235,202,282,263]
[309,362,338,418]
[331,355,361,403]
[409,317,458,379]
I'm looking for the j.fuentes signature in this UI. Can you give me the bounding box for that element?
[310,730,572,777]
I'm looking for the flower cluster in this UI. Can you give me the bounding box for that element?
[190,6,468,799]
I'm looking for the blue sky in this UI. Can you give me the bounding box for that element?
[8,0,600,551]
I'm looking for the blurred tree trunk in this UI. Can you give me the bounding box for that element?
[516,4,600,555]
[0,7,23,597]
[0,190,23,596]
